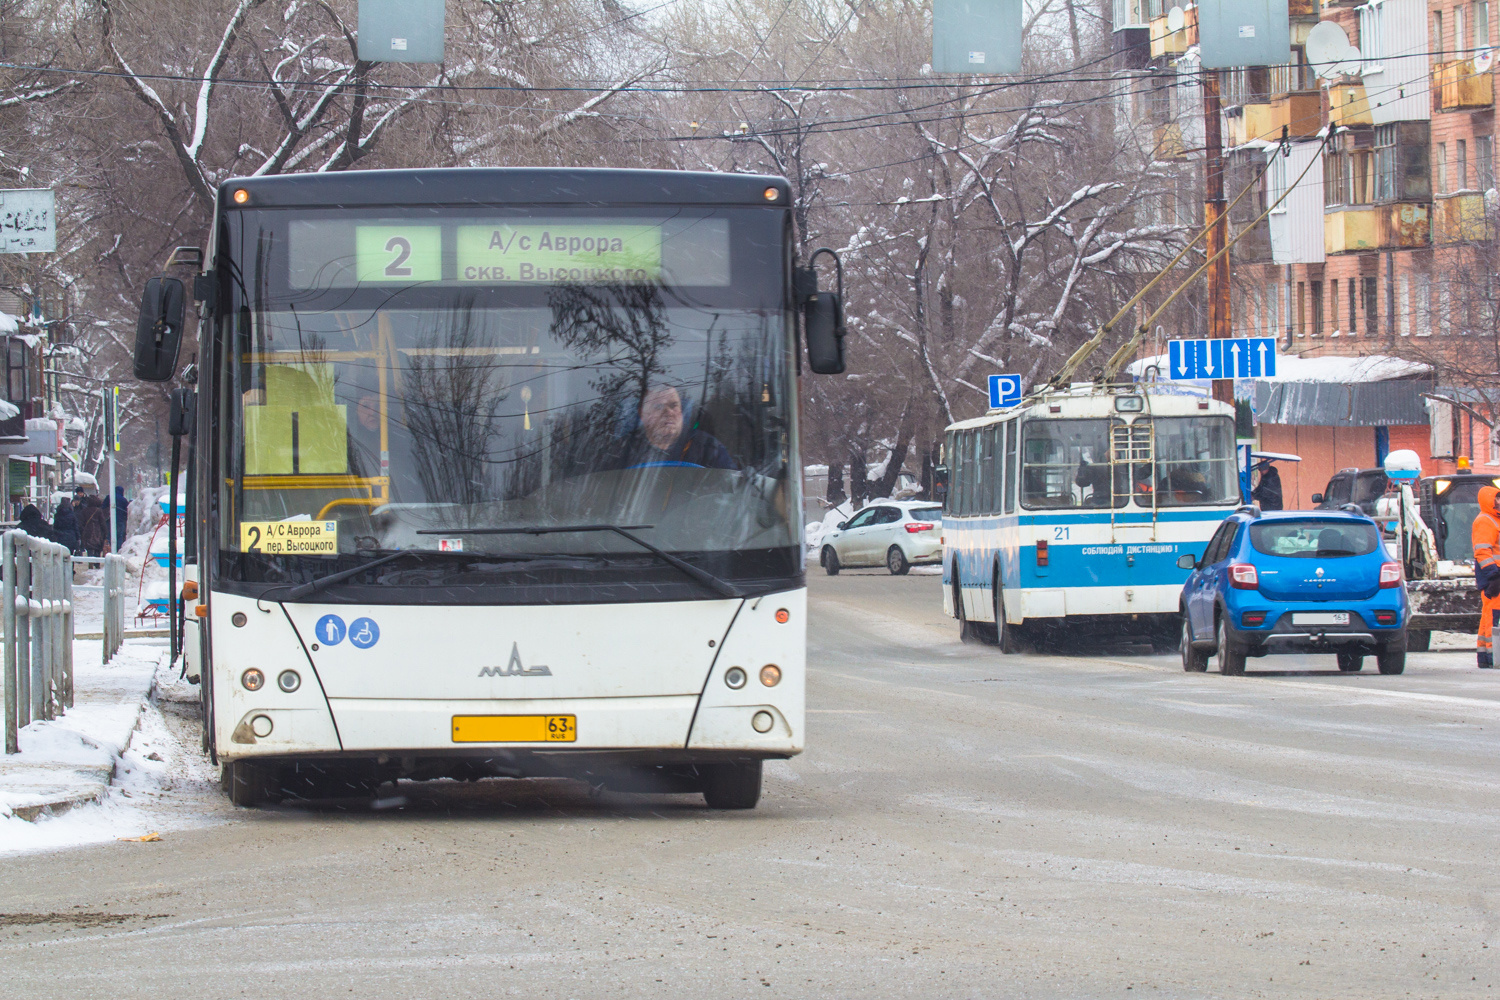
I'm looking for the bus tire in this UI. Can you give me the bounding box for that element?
[1406,629,1431,652]
[886,546,910,576]
[995,585,1024,654]
[1215,616,1246,675]
[222,760,279,807]
[822,547,840,576]
[702,760,762,809]
[1377,649,1406,675]
[1181,615,1208,672]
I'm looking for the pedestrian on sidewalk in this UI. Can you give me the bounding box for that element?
[78,493,107,556]
[111,485,129,546]
[53,496,80,553]
[1473,484,1500,668]
[17,503,56,541]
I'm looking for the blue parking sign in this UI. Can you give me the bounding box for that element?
[988,373,1023,409]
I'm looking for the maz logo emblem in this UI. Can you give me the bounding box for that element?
[478,642,552,677]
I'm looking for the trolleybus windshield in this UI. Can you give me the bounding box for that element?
[213,205,797,603]
[1020,415,1237,510]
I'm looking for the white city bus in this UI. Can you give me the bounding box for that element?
[941,385,1240,651]
[132,168,847,808]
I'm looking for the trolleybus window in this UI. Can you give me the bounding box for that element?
[1022,419,1120,509]
[214,205,797,602]
[1151,416,1239,507]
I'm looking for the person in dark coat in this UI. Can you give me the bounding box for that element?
[608,385,737,471]
[1251,461,1284,511]
[18,504,56,541]
[110,486,129,546]
[78,495,108,556]
[52,497,80,553]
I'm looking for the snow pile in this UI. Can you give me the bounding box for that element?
[805,501,857,552]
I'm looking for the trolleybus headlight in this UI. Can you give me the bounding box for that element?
[725,667,747,689]
[759,664,781,687]
[277,670,301,693]
[241,668,265,691]
[751,711,774,733]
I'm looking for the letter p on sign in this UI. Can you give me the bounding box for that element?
[989,374,1023,409]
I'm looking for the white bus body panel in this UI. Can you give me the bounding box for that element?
[209,589,805,760]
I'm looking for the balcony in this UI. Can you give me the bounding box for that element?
[1269,92,1322,139]
[1434,192,1494,243]
[1433,59,1494,111]
[1325,203,1431,254]
[1328,84,1372,127]
[1148,6,1195,59]
[1225,102,1277,147]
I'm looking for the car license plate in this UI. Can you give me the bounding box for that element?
[1292,612,1349,626]
[451,715,576,743]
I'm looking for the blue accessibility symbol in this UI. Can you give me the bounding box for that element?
[348,617,380,649]
[314,614,346,646]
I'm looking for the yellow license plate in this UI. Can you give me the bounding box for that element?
[451,714,576,743]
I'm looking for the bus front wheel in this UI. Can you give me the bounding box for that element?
[702,760,762,809]
[222,760,280,807]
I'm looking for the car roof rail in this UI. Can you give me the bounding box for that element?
[1234,502,1261,518]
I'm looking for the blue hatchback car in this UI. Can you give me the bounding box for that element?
[1177,505,1409,675]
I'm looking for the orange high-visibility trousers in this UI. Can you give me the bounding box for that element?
[1473,486,1500,668]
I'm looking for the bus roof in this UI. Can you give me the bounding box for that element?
[944,386,1234,433]
[217,168,792,209]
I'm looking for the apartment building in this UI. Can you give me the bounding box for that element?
[1115,0,1500,505]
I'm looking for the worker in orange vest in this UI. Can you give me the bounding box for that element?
[1473,484,1500,668]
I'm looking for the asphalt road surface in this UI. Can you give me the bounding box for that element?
[4,570,1499,998]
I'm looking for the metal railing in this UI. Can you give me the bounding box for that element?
[73,554,127,664]
[3,531,74,755]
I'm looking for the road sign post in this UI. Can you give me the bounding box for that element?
[988,373,1023,409]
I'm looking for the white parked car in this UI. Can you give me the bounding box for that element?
[819,501,943,576]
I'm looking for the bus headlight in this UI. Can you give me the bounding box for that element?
[724,667,747,689]
[759,665,781,687]
[277,670,301,693]
[751,711,774,733]
[241,668,265,691]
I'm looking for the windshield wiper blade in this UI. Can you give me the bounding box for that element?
[416,524,744,599]
[277,549,422,602]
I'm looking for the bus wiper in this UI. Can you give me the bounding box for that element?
[277,549,423,602]
[416,524,744,599]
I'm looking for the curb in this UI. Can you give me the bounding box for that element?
[3,700,147,822]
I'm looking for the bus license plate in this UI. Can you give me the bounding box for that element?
[451,715,576,743]
[1292,612,1349,626]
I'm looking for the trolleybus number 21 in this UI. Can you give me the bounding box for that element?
[1053,527,1070,540]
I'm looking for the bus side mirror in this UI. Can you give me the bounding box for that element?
[134,277,186,382]
[1176,553,1197,570]
[798,248,846,375]
[1311,493,1323,504]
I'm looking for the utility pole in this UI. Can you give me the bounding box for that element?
[1202,67,1233,405]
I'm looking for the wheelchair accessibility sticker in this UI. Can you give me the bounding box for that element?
[349,617,380,649]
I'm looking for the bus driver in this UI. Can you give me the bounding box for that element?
[612,384,737,470]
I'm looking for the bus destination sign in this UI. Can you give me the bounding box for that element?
[240,519,339,555]
[456,223,661,284]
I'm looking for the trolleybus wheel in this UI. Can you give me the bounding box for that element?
[995,585,1024,654]
[702,759,762,809]
[822,547,840,576]
[222,760,279,807]
[1214,616,1246,675]
[1180,616,1208,672]
[886,546,910,576]
[1377,649,1406,675]
[954,576,984,644]
[1336,651,1364,672]
[1406,629,1431,652]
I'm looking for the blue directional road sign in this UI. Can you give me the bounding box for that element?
[1167,337,1277,380]
[988,373,1023,409]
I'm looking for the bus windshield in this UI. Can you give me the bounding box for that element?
[214,206,796,601]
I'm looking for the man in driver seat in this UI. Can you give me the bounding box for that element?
[613,384,737,470]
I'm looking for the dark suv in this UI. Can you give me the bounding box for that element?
[1313,468,1389,517]
[1177,507,1409,675]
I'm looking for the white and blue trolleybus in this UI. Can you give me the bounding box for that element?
[942,385,1240,650]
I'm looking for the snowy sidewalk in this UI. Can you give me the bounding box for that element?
[0,637,167,821]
